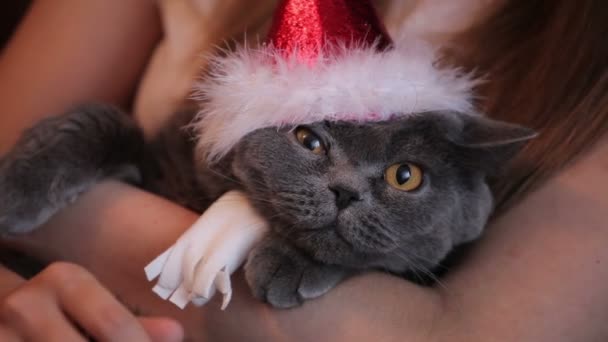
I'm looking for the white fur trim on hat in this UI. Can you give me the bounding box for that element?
[192,36,479,162]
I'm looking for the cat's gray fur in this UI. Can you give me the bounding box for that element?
[0,104,534,308]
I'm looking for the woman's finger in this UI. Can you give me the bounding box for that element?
[0,280,85,342]
[138,317,184,342]
[37,262,152,342]
[0,325,20,342]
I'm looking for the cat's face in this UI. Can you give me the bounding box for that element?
[229,111,534,273]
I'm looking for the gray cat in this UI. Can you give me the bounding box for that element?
[0,104,534,308]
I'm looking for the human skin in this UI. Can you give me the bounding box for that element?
[0,0,160,155]
[0,261,185,341]
[6,134,608,341]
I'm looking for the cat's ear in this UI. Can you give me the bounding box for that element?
[446,112,537,172]
[452,113,537,147]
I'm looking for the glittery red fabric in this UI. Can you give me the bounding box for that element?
[267,0,392,61]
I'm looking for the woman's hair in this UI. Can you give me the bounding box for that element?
[447,0,608,215]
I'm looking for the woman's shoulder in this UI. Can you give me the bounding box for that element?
[436,136,608,340]
[551,136,608,209]
[498,136,608,233]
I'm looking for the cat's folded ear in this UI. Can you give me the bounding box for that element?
[445,112,538,173]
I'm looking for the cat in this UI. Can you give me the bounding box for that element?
[0,103,535,308]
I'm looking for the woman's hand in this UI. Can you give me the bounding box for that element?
[0,262,183,342]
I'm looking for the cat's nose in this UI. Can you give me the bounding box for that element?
[329,185,361,210]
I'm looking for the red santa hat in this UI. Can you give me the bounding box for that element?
[193,0,478,162]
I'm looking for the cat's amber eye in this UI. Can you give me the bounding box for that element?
[295,127,326,154]
[384,163,423,191]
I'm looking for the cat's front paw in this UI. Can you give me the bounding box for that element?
[244,235,348,308]
[0,159,51,235]
[0,105,143,235]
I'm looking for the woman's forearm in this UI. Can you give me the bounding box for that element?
[4,181,442,341]
[0,0,160,154]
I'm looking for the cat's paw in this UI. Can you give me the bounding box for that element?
[0,159,139,235]
[0,159,57,235]
[244,236,348,308]
[0,104,143,235]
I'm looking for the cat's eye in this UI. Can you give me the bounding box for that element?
[295,127,326,154]
[384,163,423,191]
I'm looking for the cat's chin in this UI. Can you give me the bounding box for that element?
[286,226,374,268]
[288,227,349,263]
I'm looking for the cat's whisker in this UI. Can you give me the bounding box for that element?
[387,251,426,282]
[204,166,238,183]
[400,249,467,317]
[391,246,452,293]
[388,241,434,266]
[390,250,451,292]
[399,247,450,273]
[280,222,301,240]
[206,165,267,190]
[411,264,448,291]
[381,234,443,269]
[360,215,402,248]
[357,223,401,252]
[214,196,275,205]
[261,212,285,223]
[204,167,280,206]
[278,219,328,242]
[205,166,250,188]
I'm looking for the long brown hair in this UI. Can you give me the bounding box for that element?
[447,0,608,214]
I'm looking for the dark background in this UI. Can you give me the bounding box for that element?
[0,1,31,50]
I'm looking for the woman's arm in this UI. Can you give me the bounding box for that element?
[4,181,442,341]
[8,137,608,341]
[0,0,160,155]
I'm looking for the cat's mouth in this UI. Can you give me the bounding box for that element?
[274,213,394,266]
[291,224,360,264]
